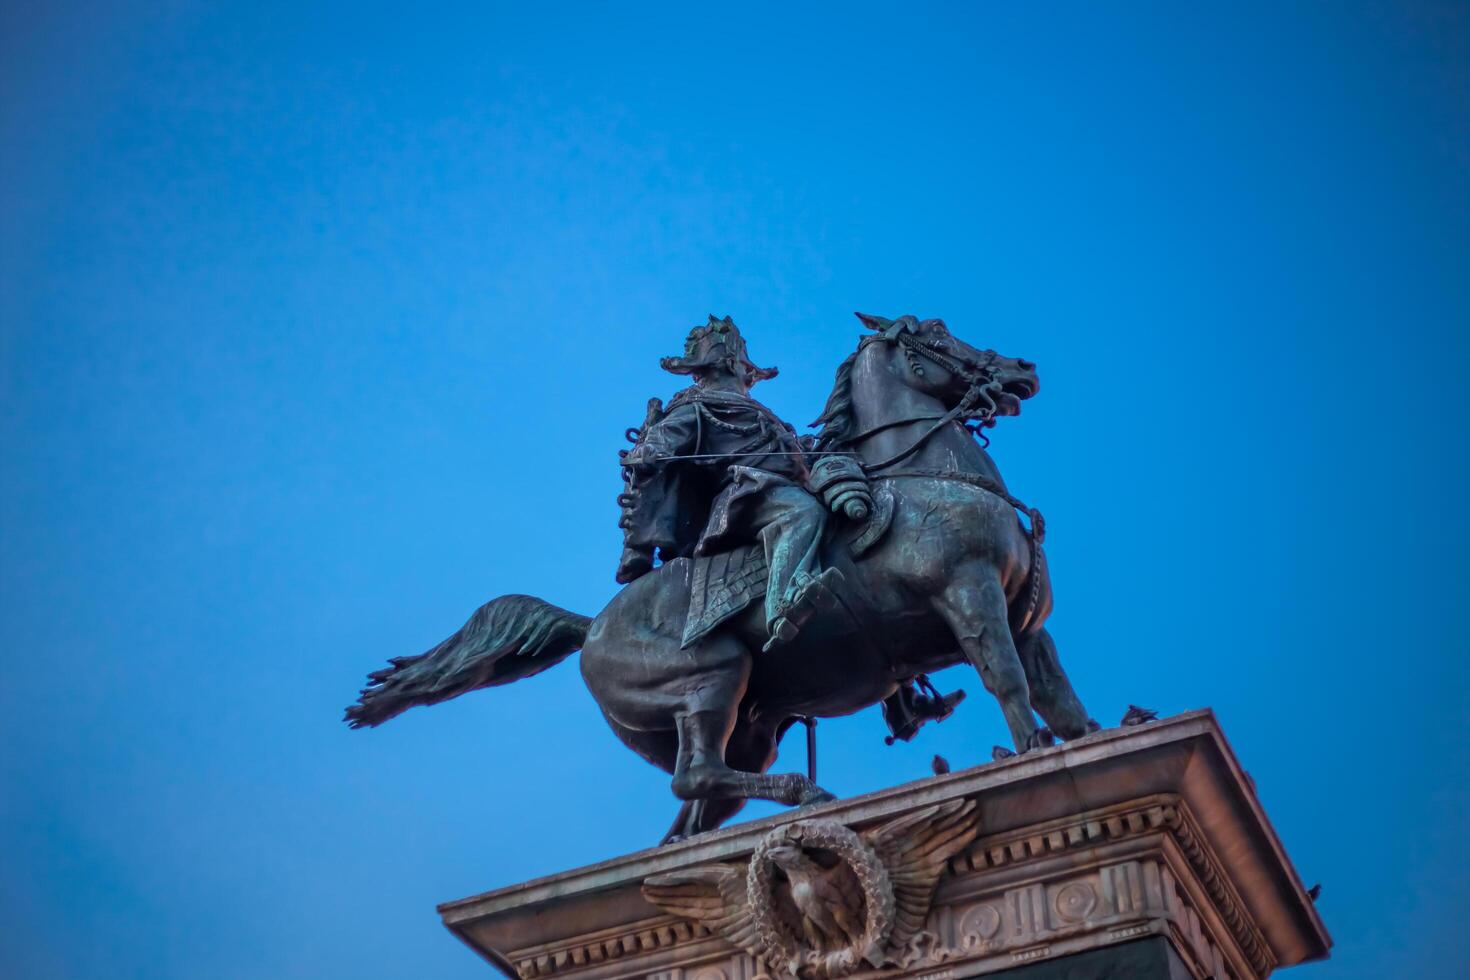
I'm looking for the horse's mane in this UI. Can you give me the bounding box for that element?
[810,345,863,449]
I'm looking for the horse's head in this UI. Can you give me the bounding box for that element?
[854,313,1039,420]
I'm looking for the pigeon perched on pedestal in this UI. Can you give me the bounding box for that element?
[931,754,951,775]
[1120,705,1159,727]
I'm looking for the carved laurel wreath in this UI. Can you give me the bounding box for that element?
[642,801,980,980]
[749,820,894,978]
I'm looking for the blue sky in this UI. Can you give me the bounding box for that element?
[2,2,1466,978]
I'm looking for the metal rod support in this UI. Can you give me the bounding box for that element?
[803,716,817,783]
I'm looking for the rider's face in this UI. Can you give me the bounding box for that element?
[695,359,751,393]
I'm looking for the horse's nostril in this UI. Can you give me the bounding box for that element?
[1018,359,1035,371]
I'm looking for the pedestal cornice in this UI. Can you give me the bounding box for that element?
[440,710,1329,980]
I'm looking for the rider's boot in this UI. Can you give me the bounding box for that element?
[762,567,844,652]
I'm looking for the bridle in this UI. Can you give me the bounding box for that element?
[837,324,1050,628]
[846,328,1008,473]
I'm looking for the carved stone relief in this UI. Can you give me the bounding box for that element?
[642,802,980,979]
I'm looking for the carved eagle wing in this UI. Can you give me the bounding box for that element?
[642,864,769,961]
[864,799,981,958]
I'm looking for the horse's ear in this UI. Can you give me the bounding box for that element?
[855,312,891,331]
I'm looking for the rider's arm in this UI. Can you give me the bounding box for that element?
[624,403,699,470]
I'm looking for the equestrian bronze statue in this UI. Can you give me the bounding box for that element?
[346,314,1097,842]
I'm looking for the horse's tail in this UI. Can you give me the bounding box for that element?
[344,594,591,729]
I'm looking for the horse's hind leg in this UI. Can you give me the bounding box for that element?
[933,571,1043,751]
[681,715,796,836]
[671,708,833,810]
[669,636,833,813]
[1017,627,1096,740]
[663,801,698,843]
[598,726,695,844]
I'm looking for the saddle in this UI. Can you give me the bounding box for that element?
[680,484,896,648]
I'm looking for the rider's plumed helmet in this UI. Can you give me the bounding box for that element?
[660,316,778,385]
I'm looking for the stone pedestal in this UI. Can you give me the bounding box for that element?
[440,710,1330,980]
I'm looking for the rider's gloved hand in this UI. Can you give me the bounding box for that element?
[827,486,872,521]
[806,455,873,522]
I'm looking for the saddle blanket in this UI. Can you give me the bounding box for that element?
[681,544,767,648]
[676,485,896,649]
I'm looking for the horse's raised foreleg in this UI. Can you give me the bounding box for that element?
[1017,627,1097,740]
[933,571,1043,751]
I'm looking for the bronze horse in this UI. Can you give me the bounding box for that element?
[347,315,1095,841]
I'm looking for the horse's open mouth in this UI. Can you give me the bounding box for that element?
[995,379,1035,414]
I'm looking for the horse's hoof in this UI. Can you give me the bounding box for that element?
[800,787,837,806]
[660,833,687,846]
